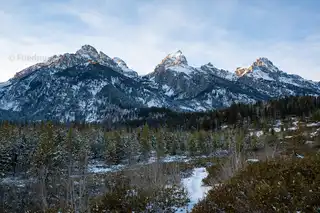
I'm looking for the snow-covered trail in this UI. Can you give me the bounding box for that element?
[177,167,212,212]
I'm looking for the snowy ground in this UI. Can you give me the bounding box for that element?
[0,176,32,187]
[87,155,191,174]
[148,155,190,164]
[89,162,213,212]
[87,151,229,174]
[88,163,126,173]
[250,130,264,137]
[176,167,212,212]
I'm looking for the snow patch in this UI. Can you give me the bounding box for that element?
[246,159,260,163]
[88,162,125,174]
[221,125,228,130]
[278,76,301,87]
[310,129,320,137]
[0,100,20,111]
[306,122,320,127]
[88,81,108,96]
[177,167,211,212]
[250,130,264,137]
[288,126,298,131]
[162,84,175,96]
[169,65,194,76]
[146,99,161,107]
[179,105,195,111]
[270,127,281,133]
[249,68,275,81]
[148,155,190,164]
[292,120,299,126]
[0,176,33,187]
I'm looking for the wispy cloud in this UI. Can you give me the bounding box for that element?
[0,0,319,81]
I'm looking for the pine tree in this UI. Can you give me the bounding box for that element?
[187,132,198,156]
[105,132,117,164]
[155,130,165,160]
[198,130,210,155]
[114,131,126,163]
[178,131,187,153]
[31,122,58,211]
[140,124,151,160]
[211,131,220,150]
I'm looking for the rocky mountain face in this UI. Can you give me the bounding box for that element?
[0,45,319,122]
[235,57,320,97]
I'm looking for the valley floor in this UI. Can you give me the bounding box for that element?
[2,115,320,212]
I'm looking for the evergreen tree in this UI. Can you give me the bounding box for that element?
[139,124,151,160]
[155,130,165,159]
[187,132,198,156]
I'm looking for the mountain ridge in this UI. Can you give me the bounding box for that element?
[0,44,319,122]
[9,45,317,84]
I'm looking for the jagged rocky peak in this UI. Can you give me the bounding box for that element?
[75,44,100,60]
[13,44,125,79]
[235,66,251,77]
[112,57,138,77]
[235,57,277,77]
[113,57,128,68]
[159,50,188,68]
[45,55,61,64]
[253,57,274,68]
[200,62,215,69]
[206,62,214,67]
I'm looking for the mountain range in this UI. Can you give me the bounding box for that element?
[0,44,319,122]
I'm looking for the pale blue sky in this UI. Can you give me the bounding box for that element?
[0,0,319,81]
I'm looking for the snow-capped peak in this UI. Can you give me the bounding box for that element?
[200,64,237,81]
[235,57,280,78]
[233,57,320,89]
[253,57,277,71]
[113,57,129,69]
[75,44,99,60]
[168,50,183,58]
[160,50,188,67]
[13,45,133,79]
[112,57,138,78]
[153,50,194,76]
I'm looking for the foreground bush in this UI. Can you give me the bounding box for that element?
[90,170,189,213]
[192,153,320,213]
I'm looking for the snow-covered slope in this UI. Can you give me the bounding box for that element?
[235,57,320,97]
[0,45,319,122]
[146,51,266,109]
[14,45,131,80]
[0,46,189,122]
[113,57,138,78]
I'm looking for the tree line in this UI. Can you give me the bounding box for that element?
[116,95,320,130]
[1,95,320,212]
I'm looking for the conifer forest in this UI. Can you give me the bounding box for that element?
[2,96,320,212]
